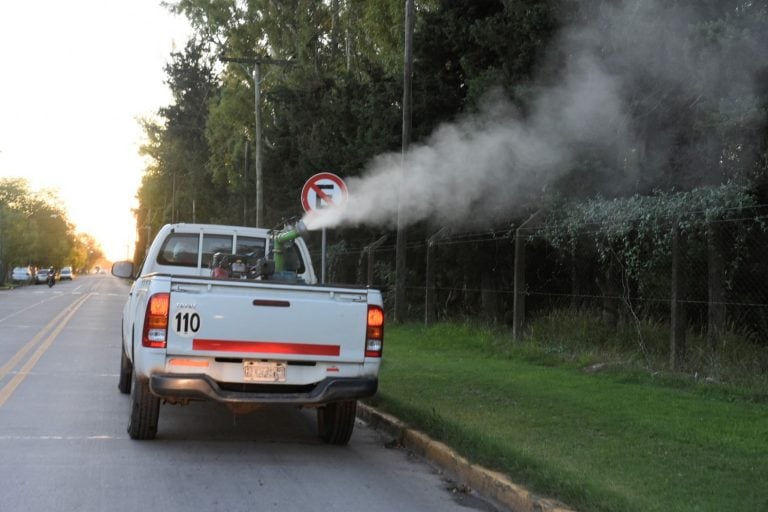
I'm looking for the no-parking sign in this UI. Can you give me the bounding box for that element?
[301,172,348,213]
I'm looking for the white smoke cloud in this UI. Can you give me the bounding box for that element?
[303,0,767,231]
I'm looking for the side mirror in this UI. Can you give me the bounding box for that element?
[111,261,135,279]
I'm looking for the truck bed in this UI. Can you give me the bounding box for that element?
[164,275,372,363]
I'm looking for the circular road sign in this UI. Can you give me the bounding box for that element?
[301,172,348,213]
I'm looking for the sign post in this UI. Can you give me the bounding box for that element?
[301,172,348,284]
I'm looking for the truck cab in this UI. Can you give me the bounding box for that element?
[139,223,316,283]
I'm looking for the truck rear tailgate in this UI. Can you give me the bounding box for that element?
[164,279,371,364]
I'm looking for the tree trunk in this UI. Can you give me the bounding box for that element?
[599,264,619,332]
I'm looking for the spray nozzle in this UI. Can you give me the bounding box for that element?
[274,220,308,244]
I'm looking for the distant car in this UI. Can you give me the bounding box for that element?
[11,266,33,283]
[35,268,53,284]
[60,266,74,280]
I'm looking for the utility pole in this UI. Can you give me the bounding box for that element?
[145,209,152,260]
[219,55,290,227]
[395,0,415,323]
[243,140,249,225]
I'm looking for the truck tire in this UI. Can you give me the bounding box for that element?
[127,372,160,440]
[118,347,132,394]
[317,400,357,445]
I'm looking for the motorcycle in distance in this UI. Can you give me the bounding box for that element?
[47,268,55,288]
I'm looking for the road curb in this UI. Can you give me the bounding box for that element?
[357,403,575,512]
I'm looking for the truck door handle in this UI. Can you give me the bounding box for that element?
[330,293,366,302]
[252,299,290,307]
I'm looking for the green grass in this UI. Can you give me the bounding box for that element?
[368,321,768,512]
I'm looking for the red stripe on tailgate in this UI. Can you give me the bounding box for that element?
[193,339,340,356]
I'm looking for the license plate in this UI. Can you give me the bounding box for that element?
[243,361,286,382]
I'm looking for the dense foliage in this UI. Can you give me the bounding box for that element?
[135,0,768,330]
[540,182,760,278]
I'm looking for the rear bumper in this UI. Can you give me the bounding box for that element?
[149,373,378,405]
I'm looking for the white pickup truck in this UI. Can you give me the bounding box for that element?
[111,222,384,444]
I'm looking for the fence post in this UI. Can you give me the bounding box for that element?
[425,227,448,326]
[513,226,526,339]
[425,242,436,325]
[707,221,725,352]
[364,235,388,287]
[570,239,578,309]
[670,216,687,370]
[513,211,541,340]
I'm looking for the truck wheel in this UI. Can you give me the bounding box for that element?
[127,372,160,440]
[118,347,132,394]
[317,400,357,445]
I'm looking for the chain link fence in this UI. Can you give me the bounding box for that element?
[317,208,768,355]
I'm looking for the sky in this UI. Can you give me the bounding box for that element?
[0,1,191,261]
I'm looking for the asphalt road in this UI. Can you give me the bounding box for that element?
[0,274,498,512]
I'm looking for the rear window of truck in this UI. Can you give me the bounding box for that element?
[157,234,201,267]
[157,233,271,269]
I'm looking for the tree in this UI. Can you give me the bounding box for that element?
[0,178,78,280]
[136,38,222,261]
[139,0,767,329]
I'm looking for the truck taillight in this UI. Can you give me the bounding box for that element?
[143,293,170,348]
[365,305,384,357]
